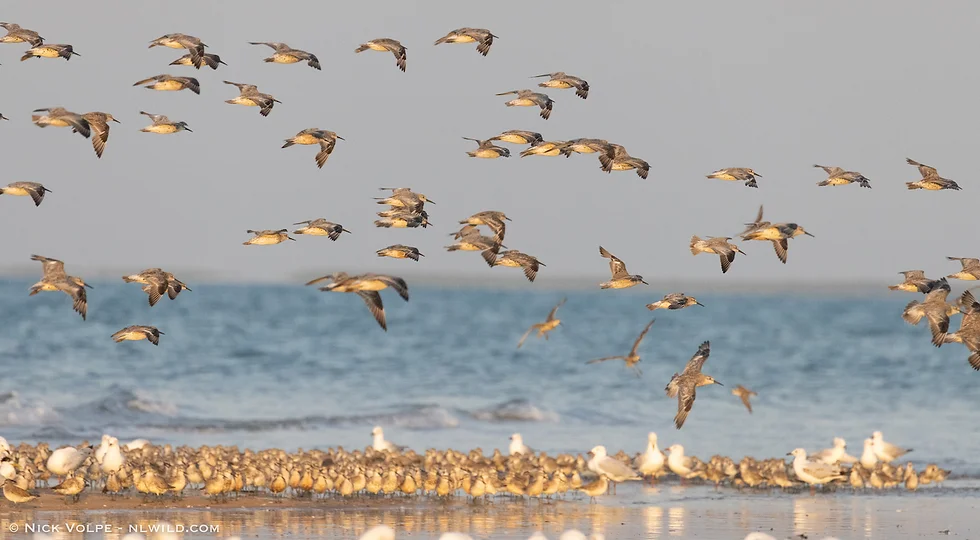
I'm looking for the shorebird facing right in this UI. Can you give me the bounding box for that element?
[138,111,191,134]
[647,293,704,311]
[149,33,207,66]
[889,270,940,293]
[355,38,407,72]
[122,268,169,306]
[282,129,344,169]
[902,277,958,346]
[813,164,872,189]
[943,290,980,370]
[598,144,650,179]
[243,229,295,245]
[21,44,79,61]
[0,182,52,207]
[485,250,545,282]
[520,140,565,157]
[489,130,543,145]
[433,28,497,56]
[445,225,502,253]
[79,112,119,158]
[706,168,762,188]
[171,52,226,70]
[905,158,962,191]
[111,325,164,346]
[517,298,566,349]
[28,254,91,320]
[133,74,201,94]
[665,341,722,429]
[496,90,554,120]
[690,236,745,274]
[293,219,350,240]
[732,385,757,413]
[0,22,44,46]
[31,108,91,138]
[460,211,509,264]
[249,41,321,70]
[530,72,590,99]
[305,273,410,331]
[462,137,510,158]
[598,246,647,289]
[738,205,814,264]
[586,319,655,377]
[377,244,424,261]
[559,138,612,158]
[946,257,980,281]
[223,81,281,117]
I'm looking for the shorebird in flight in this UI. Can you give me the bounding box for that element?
[665,341,722,429]
[586,319,655,377]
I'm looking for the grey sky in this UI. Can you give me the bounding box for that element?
[0,0,976,286]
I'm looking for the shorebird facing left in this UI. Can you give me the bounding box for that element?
[530,72,590,99]
[306,273,410,331]
[665,341,722,429]
[690,236,745,274]
[355,38,407,72]
[243,229,295,245]
[496,90,554,120]
[706,168,761,188]
[517,298,566,348]
[586,319,655,377]
[433,28,497,56]
[598,246,647,289]
[249,41,321,69]
[813,164,872,189]
[0,182,52,207]
[111,325,164,346]
[946,257,980,281]
[902,277,958,346]
[739,205,814,264]
[732,385,757,413]
[224,81,281,117]
[647,293,704,311]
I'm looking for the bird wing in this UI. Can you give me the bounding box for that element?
[599,246,628,278]
[925,309,951,346]
[586,356,626,365]
[674,385,696,429]
[249,41,283,50]
[772,239,789,264]
[598,456,638,479]
[902,270,926,280]
[32,255,66,277]
[89,118,109,158]
[802,460,841,479]
[681,341,711,376]
[55,280,87,320]
[738,391,753,413]
[906,158,937,178]
[516,325,537,349]
[375,275,409,301]
[545,298,566,322]
[357,291,387,331]
[630,319,656,356]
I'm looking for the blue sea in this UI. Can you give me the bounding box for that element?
[1,279,976,477]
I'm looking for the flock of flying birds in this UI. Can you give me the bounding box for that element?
[1,20,978,433]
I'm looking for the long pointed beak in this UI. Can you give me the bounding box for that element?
[158,331,166,335]
[737,249,747,255]
[336,136,345,141]
[530,74,550,78]
[184,127,193,132]
[111,119,121,123]
[715,381,723,386]
[641,280,649,285]
[804,231,815,237]
[426,200,436,205]
[695,301,705,307]
[786,452,793,456]
[84,283,94,289]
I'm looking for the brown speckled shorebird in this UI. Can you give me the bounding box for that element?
[243,229,295,245]
[355,38,407,72]
[530,72,589,99]
[306,273,410,331]
[224,81,281,117]
[293,219,350,241]
[738,205,814,264]
[171,51,226,70]
[666,341,722,429]
[889,270,940,293]
[112,325,164,346]
[496,90,554,120]
[599,144,650,179]
[249,41,321,70]
[599,246,647,289]
[902,278,958,347]
[461,211,510,265]
[28,254,91,320]
[376,187,434,212]
[813,164,872,189]
[489,130,543,145]
[517,298,566,349]
[1,477,38,504]
[905,158,961,191]
[706,168,761,188]
[486,250,545,282]
[377,244,424,261]
[559,138,612,158]
[149,33,206,66]
[0,182,52,206]
[21,43,78,61]
[732,385,756,413]
[462,137,510,158]
[122,268,174,306]
[944,290,980,370]
[520,140,566,157]
[139,111,191,134]
[133,74,201,94]
[587,319,655,377]
[283,128,344,168]
[0,22,43,46]
[374,211,430,229]
[445,225,502,253]
[79,112,119,158]
[433,28,496,56]
[690,236,745,274]
[947,257,980,281]
[32,108,90,138]
[647,293,704,311]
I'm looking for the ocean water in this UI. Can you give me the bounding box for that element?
[1,279,977,476]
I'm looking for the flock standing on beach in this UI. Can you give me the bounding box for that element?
[0,18,976,434]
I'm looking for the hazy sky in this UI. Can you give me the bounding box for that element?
[0,1,976,286]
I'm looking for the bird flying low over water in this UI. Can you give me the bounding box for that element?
[112,325,164,346]
[738,205,813,264]
[813,164,871,189]
[21,44,78,61]
[647,293,704,311]
[666,341,722,429]
[905,158,962,191]
[902,278,958,347]
[485,250,545,282]
[122,268,189,306]
[496,90,554,120]
[587,319,655,377]
[355,38,407,72]
[249,41,321,70]
[707,168,761,188]
[530,72,589,99]
[434,28,496,56]
[28,254,91,320]
[517,298,566,349]
[446,225,502,253]
[690,236,745,274]
[306,273,409,331]
[598,246,647,289]
[946,257,980,281]
[0,182,52,207]
[889,270,941,293]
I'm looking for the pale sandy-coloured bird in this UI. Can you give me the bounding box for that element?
[517,298,566,348]
[355,38,407,72]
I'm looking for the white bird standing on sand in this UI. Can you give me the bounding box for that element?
[102,438,125,474]
[634,432,665,479]
[509,433,532,455]
[810,437,857,465]
[94,434,111,464]
[871,431,913,463]
[666,444,702,480]
[788,448,846,488]
[371,426,405,452]
[359,525,396,540]
[587,445,640,493]
[46,445,93,478]
[860,438,878,469]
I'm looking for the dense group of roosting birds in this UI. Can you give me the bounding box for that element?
[0,428,951,506]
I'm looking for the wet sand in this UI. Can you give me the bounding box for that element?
[2,481,978,539]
